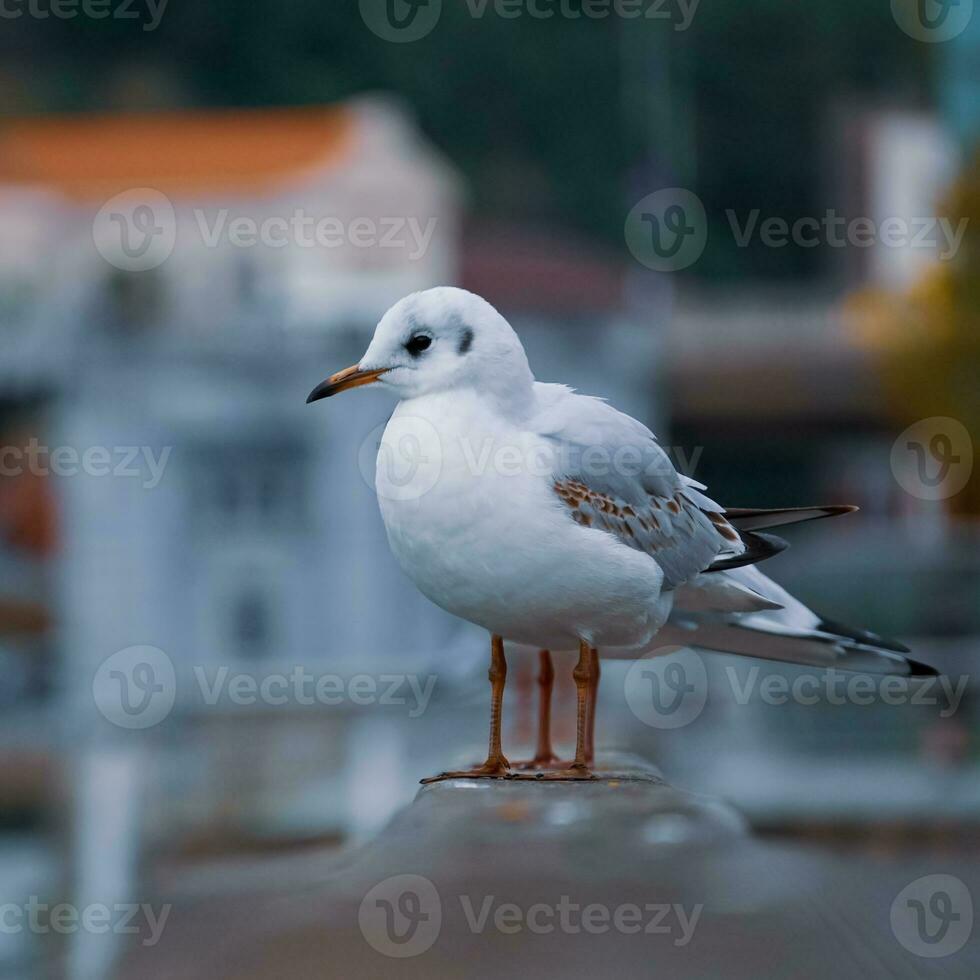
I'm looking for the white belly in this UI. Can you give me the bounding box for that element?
[375,392,670,650]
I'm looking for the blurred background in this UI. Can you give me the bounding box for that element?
[0,1,978,976]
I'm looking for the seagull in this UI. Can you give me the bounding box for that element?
[307,287,936,780]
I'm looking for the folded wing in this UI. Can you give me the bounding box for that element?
[535,385,745,589]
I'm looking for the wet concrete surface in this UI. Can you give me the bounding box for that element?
[115,756,980,979]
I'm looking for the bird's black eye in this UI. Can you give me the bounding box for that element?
[405,334,432,356]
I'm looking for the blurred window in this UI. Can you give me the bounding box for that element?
[104,268,167,332]
[190,441,309,532]
[230,587,272,661]
[0,279,36,325]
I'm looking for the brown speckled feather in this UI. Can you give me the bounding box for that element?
[552,479,742,589]
[534,382,747,589]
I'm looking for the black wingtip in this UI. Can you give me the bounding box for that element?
[817,616,910,655]
[725,504,859,532]
[815,504,859,517]
[706,531,789,573]
[906,657,940,678]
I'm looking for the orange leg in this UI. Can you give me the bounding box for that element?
[585,647,600,766]
[484,634,510,771]
[519,642,595,779]
[570,640,595,774]
[534,650,559,765]
[422,634,511,782]
[515,650,560,769]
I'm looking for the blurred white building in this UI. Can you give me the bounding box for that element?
[0,96,467,690]
[0,100,659,972]
[0,95,470,978]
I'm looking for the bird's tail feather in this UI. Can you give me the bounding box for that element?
[702,504,857,575]
[655,616,935,676]
[659,565,935,677]
[724,504,858,532]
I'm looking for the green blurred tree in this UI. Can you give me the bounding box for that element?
[2,0,931,267]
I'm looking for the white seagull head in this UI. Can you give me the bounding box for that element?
[307,287,534,405]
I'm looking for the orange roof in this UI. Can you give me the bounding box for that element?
[0,104,356,201]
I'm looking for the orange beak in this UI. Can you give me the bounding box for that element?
[306,365,388,403]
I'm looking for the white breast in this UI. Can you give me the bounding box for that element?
[375,390,670,650]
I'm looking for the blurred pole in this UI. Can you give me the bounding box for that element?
[67,743,145,980]
[618,13,697,185]
[618,15,693,437]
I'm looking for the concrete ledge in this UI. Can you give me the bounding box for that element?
[114,755,979,979]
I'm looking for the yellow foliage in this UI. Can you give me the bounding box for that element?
[866,152,980,514]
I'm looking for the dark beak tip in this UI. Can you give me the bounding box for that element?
[306,381,332,404]
[306,365,384,404]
